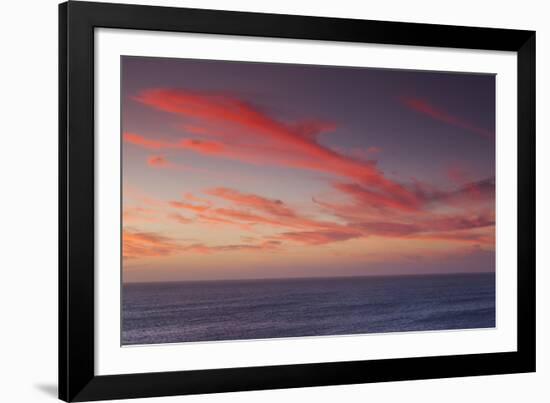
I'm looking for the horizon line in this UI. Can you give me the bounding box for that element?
[122,270,496,285]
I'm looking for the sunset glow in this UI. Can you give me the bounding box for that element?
[122,57,495,282]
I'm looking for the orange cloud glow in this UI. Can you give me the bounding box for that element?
[123,228,282,259]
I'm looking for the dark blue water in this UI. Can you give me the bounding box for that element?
[122,273,495,345]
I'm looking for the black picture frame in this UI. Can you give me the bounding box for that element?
[59,1,536,401]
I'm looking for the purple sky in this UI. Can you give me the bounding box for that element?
[121,56,495,282]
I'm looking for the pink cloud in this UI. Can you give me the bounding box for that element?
[180,139,226,154]
[367,146,382,154]
[334,182,420,212]
[205,187,296,218]
[124,132,172,149]
[201,188,349,232]
[274,229,362,245]
[169,200,211,213]
[130,88,421,211]
[186,240,281,254]
[168,213,194,224]
[123,229,183,259]
[147,155,170,167]
[437,177,495,206]
[399,96,493,139]
[123,228,281,259]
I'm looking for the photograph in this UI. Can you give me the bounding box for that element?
[121,56,496,346]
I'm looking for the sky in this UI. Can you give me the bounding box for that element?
[121,56,495,282]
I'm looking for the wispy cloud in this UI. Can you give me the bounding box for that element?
[274,229,362,245]
[129,88,418,210]
[147,155,170,168]
[399,96,493,139]
[123,228,281,259]
[123,229,183,259]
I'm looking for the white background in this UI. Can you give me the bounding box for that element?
[0,0,547,402]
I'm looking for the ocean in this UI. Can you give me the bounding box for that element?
[122,272,495,345]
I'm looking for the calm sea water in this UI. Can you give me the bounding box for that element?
[122,273,495,345]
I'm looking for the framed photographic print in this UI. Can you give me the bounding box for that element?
[59,1,536,401]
